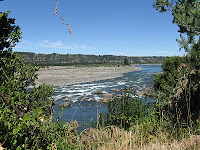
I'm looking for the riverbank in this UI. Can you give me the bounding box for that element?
[36,66,141,86]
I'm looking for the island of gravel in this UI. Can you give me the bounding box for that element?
[36,66,141,86]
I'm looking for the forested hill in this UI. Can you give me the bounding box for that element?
[17,52,166,65]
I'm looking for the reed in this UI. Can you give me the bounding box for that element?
[77,125,200,150]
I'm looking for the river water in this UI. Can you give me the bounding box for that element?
[53,65,162,124]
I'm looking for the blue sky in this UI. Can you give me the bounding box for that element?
[0,0,185,56]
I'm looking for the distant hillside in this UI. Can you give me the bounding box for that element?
[17,52,166,65]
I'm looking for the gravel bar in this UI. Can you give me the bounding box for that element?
[36,66,141,86]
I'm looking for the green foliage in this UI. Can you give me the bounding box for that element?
[0,11,77,149]
[0,109,78,149]
[0,11,22,52]
[154,0,200,126]
[16,52,166,66]
[154,0,200,38]
[154,0,200,51]
[123,57,129,65]
[103,88,153,130]
[153,56,187,103]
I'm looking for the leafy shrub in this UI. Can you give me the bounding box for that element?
[0,11,77,149]
[153,56,188,103]
[123,58,129,65]
[154,0,200,127]
[153,56,200,125]
[103,88,153,129]
[0,52,79,149]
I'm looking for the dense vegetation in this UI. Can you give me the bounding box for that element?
[1,0,200,149]
[0,11,78,149]
[153,0,200,127]
[123,57,130,65]
[102,88,152,130]
[17,52,166,66]
[101,0,200,148]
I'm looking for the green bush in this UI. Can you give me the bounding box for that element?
[103,88,153,130]
[123,58,129,65]
[153,56,187,104]
[154,0,200,127]
[0,11,77,149]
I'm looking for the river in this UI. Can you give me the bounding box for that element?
[53,65,162,124]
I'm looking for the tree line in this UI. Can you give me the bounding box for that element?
[1,0,200,149]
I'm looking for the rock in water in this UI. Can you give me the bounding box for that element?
[81,97,89,101]
[58,101,71,107]
[93,90,102,95]
[100,93,114,103]
[90,98,96,102]
[110,88,121,92]
[102,93,113,99]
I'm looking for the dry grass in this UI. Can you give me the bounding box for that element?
[77,125,200,150]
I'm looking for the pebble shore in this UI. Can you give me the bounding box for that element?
[36,66,141,86]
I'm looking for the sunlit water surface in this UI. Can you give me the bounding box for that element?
[53,65,162,124]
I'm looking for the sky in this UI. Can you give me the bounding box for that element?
[0,0,185,56]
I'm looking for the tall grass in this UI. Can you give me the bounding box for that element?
[77,116,200,150]
[76,89,200,149]
[45,84,200,149]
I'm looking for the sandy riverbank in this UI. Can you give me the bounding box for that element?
[36,66,141,86]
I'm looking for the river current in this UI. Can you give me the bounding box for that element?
[53,65,162,124]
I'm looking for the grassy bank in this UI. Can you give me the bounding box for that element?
[66,88,200,149]
[77,125,200,150]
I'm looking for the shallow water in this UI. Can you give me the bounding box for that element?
[53,65,162,124]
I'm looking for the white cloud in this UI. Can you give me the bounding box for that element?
[80,45,89,49]
[110,51,127,56]
[73,44,78,47]
[21,40,32,45]
[13,39,96,54]
[73,44,92,49]
[39,40,66,48]
[14,40,34,50]
[42,40,49,43]
[158,51,169,54]
[39,40,93,50]
[154,50,185,56]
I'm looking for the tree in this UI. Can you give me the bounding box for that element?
[154,0,200,53]
[0,12,76,149]
[0,11,21,52]
[124,57,129,65]
[103,88,152,130]
[153,56,188,103]
[154,0,200,124]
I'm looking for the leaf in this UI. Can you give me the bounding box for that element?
[0,13,4,18]
[16,146,21,150]
[149,135,154,139]
[189,7,196,15]
[174,13,180,22]
[22,113,31,121]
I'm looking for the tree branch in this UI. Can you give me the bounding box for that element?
[167,5,173,13]
[1,66,10,82]
[0,91,22,116]
[166,3,200,36]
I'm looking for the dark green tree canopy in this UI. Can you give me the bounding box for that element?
[0,11,21,53]
[124,58,129,65]
[0,12,64,149]
[154,0,200,36]
[154,0,200,53]
[154,0,200,123]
